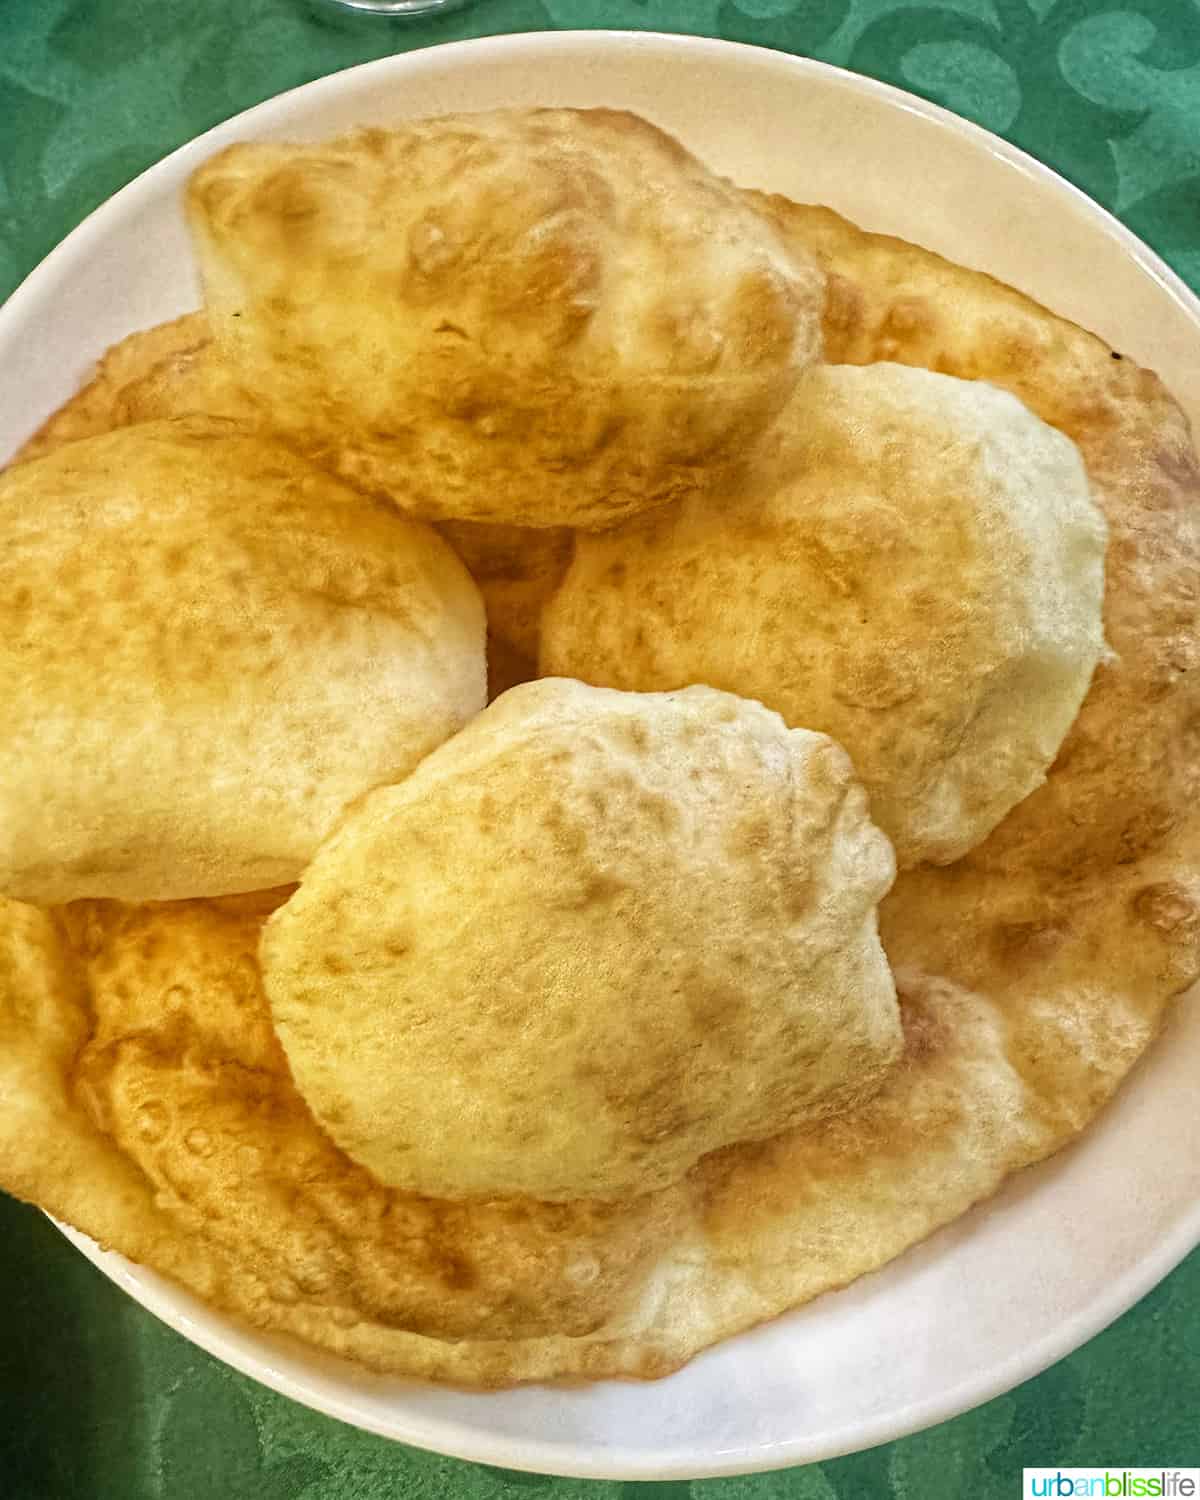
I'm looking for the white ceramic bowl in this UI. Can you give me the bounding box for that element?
[4,31,1199,1482]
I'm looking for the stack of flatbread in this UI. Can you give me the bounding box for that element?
[1,108,1197,1386]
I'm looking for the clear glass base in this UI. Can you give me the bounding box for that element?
[316,0,473,14]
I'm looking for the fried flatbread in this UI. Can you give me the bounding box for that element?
[14,314,218,464]
[0,419,485,903]
[541,362,1109,866]
[14,320,571,664]
[186,110,826,531]
[0,201,1196,1385]
[260,680,901,1203]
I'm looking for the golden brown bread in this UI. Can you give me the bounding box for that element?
[0,877,1141,1385]
[542,362,1109,866]
[755,197,1200,884]
[0,196,1196,1386]
[0,419,486,902]
[185,110,827,530]
[260,680,901,1202]
[15,318,572,664]
[15,314,217,463]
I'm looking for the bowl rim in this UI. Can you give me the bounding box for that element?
[57,1202,1200,1479]
[5,30,1200,357]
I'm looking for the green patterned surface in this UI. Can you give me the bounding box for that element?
[2,0,1198,1494]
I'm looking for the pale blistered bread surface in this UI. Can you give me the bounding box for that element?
[107,315,258,432]
[0,203,1197,1387]
[0,419,485,902]
[261,680,900,1201]
[15,320,570,662]
[542,363,1108,866]
[186,109,825,530]
[756,198,1200,881]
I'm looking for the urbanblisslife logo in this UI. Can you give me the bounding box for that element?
[1024,1473,1199,1498]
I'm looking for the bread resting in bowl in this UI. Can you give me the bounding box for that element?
[185,108,826,531]
[0,418,485,903]
[541,362,1109,867]
[260,679,901,1202]
[0,126,1197,1387]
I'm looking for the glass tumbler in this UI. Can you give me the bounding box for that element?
[316,0,474,15]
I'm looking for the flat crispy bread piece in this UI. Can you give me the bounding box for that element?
[2,202,1198,1385]
[15,314,218,463]
[0,891,1048,1385]
[14,320,570,663]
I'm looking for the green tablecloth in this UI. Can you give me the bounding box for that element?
[2,2,1198,1495]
